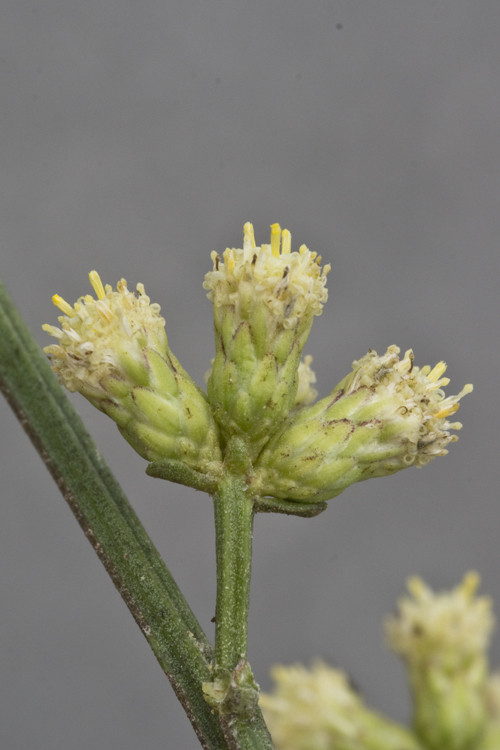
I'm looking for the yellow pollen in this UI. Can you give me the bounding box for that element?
[52,294,74,316]
[281,229,291,255]
[270,223,282,257]
[89,270,106,300]
[427,361,447,382]
[243,222,256,248]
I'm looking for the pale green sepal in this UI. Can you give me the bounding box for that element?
[116,346,150,387]
[412,667,488,750]
[146,348,180,396]
[132,388,182,433]
[230,322,256,376]
[247,354,278,411]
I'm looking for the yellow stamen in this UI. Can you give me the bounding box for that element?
[243,222,256,248]
[427,361,447,382]
[434,403,460,419]
[299,244,308,254]
[52,294,74,316]
[270,223,282,257]
[89,270,106,300]
[228,255,235,273]
[281,229,291,255]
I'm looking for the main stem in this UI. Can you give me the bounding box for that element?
[213,472,254,672]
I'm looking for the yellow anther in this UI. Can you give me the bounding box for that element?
[434,403,459,420]
[89,270,106,300]
[427,361,447,382]
[299,244,308,254]
[243,222,256,248]
[52,294,74,316]
[281,229,291,255]
[228,256,235,273]
[270,223,281,257]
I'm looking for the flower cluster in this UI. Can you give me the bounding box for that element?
[260,661,422,750]
[42,224,472,501]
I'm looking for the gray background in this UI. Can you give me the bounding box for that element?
[1,1,499,748]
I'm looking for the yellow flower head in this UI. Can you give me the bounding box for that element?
[43,272,167,397]
[203,222,331,329]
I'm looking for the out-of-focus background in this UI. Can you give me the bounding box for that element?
[1,2,499,747]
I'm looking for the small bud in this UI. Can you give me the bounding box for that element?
[202,660,259,720]
[254,346,472,504]
[43,273,221,474]
[260,661,423,750]
[386,573,494,750]
[203,223,330,457]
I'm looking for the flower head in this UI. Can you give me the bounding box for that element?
[43,272,221,473]
[203,222,330,330]
[254,346,473,503]
[386,573,493,750]
[260,661,422,750]
[203,223,330,455]
[336,345,473,466]
[43,272,167,399]
[386,572,494,670]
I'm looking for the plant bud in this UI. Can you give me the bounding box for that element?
[203,223,330,457]
[43,272,221,474]
[254,346,472,504]
[386,573,493,750]
[260,660,423,750]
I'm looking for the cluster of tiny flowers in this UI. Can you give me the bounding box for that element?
[43,272,166,396]
[344,345,473,466]
[386,572,494,665]
[203,222,330,329]
[260,661,361,744]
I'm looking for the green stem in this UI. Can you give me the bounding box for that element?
[0,277,273,750]
[214,472,255,671]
